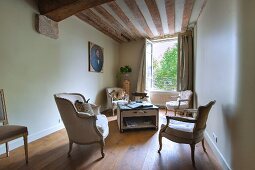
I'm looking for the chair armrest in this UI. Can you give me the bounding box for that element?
[166,116,196,123]
[184,109,198,113]
[76,112,96,119]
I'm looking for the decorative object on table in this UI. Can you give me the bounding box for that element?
[119,65,132,96]
[106,88,129,116]
[158,100,216,167]
[0,89,28,164]
[132,92,149,102]
[89,42,104,72]
[54,93,109,158]
[165,90,193,116]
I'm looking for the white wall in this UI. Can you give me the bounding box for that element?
[234,0,255,169]
[0,0,119,153]
[119,39,144,93]
[195,0,255,169]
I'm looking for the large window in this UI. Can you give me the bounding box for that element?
[146,38,178,91]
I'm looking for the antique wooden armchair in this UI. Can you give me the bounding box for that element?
[54,93,109,157]
[159,100,216,167]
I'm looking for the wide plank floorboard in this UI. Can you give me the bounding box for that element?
[0,110,222,170]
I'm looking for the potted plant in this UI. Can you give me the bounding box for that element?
[120,65,132,74]
[119,65,132,80]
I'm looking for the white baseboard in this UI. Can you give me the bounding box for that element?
[204,131,232,170]
[0,123,64,154]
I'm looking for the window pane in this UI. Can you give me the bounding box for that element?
[151,39,178,91]
[145,40,153,90]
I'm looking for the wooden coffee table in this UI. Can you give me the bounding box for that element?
[117,103,159,132]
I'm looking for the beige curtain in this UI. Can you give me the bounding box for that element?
[136,43,146,93]
[177,30,194,91]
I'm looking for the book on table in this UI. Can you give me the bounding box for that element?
[126,102,153,109]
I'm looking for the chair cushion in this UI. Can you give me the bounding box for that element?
[0,125,28,141]
[74,100,84,112]
[164,120,194,139]
[96,115,109,139]
[91,104,101,115]
[74,101,95,116]
[166,101,189,110]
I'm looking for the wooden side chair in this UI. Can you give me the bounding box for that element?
[158,100,216,167]
[0,89,28,164]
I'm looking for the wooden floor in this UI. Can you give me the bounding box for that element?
[0,110,222,170]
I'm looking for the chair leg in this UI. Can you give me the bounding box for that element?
[5,142,9,157]
[202,138,207,152]
[165,107,168,115]
[23,134,28,164]
[100,140,105,158]
[190,143,195,167]
[68,140,73,157]
[158,133,162,153]
[112,108,115,116]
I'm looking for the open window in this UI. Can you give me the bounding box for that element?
[145,38,178,91]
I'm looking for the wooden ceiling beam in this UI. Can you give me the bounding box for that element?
[94,6,135,41]
[144,0,164,36]
[76,10,127,43]
[165,0,175,35]
[108,2,143,39]
[124,0,154,38]
[181,0,195,32]
[38,0,115,22]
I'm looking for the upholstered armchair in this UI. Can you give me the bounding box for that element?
[158,100,216,167]
[106,88,129,115]
[54,93,109,158]
[165,90,193,116]
[0,89,28,164]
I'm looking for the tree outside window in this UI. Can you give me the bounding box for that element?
[146,38,177,91]
[153,43,178,91]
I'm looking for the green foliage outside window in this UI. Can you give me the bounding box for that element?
[153,44,178,91]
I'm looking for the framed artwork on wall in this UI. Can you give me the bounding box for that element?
[89,42,104,73]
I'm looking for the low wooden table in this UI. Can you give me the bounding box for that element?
[117,103,159,132]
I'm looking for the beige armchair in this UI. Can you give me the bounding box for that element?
[158,100,216,167]
[0,89,28,164]
[54,93,109,158]
[106,88,129,115]
[165,90,193,116]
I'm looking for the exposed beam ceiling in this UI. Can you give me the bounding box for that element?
[165,0,175,35]
[77,10,128,42]
[40,0,207,43]
[144,0,164,36]
[108,1,142,39]
[94,6,134,40]
[38,0,115,22]
[77,0,206,42]
[124,0,154,38]
[181,0,195,31]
